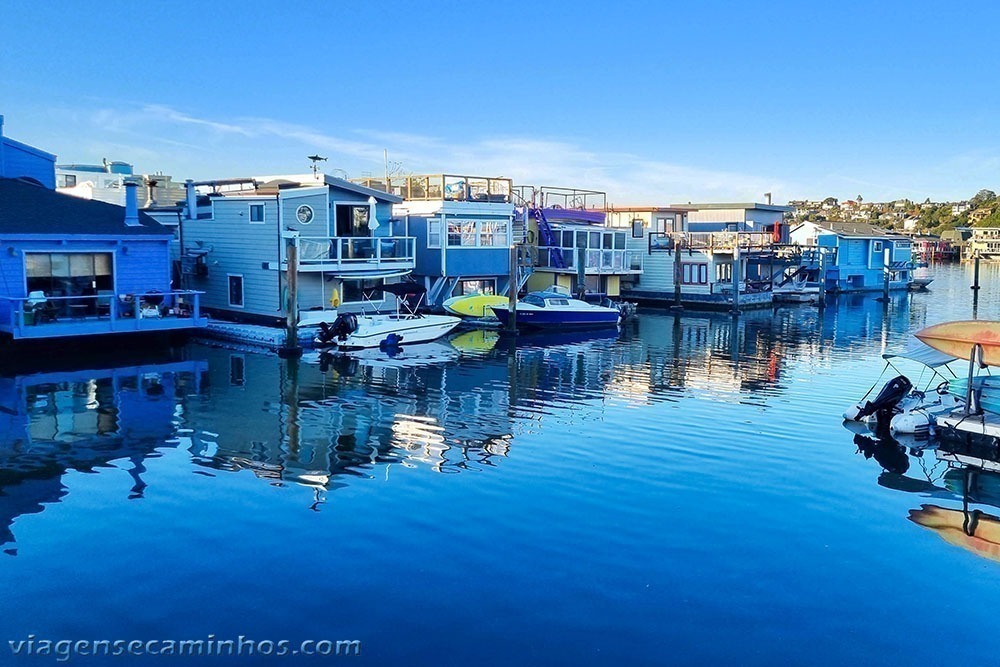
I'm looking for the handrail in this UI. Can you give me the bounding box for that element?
[296,236,416,267]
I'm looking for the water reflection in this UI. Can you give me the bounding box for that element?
[0,358,208,551]
[0,280,969,551]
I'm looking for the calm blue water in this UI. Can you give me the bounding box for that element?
[2,263,1000,666]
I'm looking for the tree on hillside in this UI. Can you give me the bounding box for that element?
[971,189,996,208]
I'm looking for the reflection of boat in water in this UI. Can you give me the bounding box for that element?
[909,504,1000,562]
[315,283,461,350]
[448,329,500,355]
[844,338,962,436]
[311,340,460,373]
[511,327,620,348]
[491,287,621,331]
[443,293,508,319]
[909,277,933,291]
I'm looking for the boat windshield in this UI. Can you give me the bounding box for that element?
[547,298,570,306]
[523,295,545,307]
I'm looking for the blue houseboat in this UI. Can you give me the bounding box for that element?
[0,117,206,341]
[355,174,516,307]
[788,221,913,292]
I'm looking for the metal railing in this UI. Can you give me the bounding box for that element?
[296,236,416,270]
[535,247,643,273]
[648,231,775,253]
[0,290,204,338]
[353,174,512,203]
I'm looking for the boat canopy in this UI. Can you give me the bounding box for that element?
[883,339,957,368]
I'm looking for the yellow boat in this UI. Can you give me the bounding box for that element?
[442,294,509,319]
[914,320,1000,366]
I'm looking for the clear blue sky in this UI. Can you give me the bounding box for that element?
[2,0,998,204]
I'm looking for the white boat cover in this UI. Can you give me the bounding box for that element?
[883,338,957,368]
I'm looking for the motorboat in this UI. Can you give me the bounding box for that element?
[772,281,821,304]
[909,277,933,291]
[490,286,622,330]
[844,338,963,437]
[315,283,460,350]
[443,293,509,319]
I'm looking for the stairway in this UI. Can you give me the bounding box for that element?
[531,208,565,269]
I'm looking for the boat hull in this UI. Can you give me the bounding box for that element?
[443,294,509,319]
[915,321,1000,366]
[338,314,461,350]
[491,306,619,330]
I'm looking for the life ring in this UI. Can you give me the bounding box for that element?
[526,229,536,245]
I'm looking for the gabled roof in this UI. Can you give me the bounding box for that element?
[323,175,403,203]
[808,220,907,239]
[0,178,169,236]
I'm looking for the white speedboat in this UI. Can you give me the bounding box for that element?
[314,283,460,350]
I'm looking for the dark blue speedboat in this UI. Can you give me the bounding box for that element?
[491,290,621,330]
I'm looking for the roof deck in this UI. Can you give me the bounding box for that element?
[353,174,512,203]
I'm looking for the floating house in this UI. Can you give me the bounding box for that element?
[0,117,206,341]
[967,228,1000,261]
[614,203,784,309]
[155,174,408,324]
[522,187,643,297]
[57,160,187,209]
[355,174,516,307]
[787,221,912,292]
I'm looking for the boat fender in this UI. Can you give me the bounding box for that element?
[379,333,404,350]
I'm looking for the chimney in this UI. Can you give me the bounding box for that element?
[185,179,197,220]
[144,177,158,208]
[124,179,141,226]
[765,192,772,205]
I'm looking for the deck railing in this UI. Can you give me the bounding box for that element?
[0,290,206,340]
[648,231,775,253]
[536,247,643,273]
[353,175,512,203]
[295,236,416,271]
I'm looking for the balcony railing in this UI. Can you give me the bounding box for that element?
[536,247,643,273]
[295,236,416,272]
[0,290,206,340]
[648,231,775,253]
[353,174,512,203]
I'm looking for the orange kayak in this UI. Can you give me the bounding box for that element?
[914,320,1000,366]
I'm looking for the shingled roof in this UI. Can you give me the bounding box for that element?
[0,178,170,235]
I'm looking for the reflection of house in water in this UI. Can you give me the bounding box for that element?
[0,359,208,549]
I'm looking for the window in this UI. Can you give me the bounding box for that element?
[602,233,613,249]
[228,275,244,307]
[26,252,113,300]
[445,219,507,247]
[341,279,383,303]
[632,219,644,238]
[57,174,77,188]
[249,204,265,223]
[614,232,626,250]
[681,263,708,285]
[717,263,733,282]
[872,241,883,253]
[562,231,575,248]
[457,279,496,296]
[428,220,441,248]
[480,220,508,247]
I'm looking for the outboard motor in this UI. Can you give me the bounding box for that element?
[851,375,912,428]
[316,314,358,346]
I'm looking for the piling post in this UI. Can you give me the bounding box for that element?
[506,245,518,333]
[671,236,683,312]
[730,240,741,316]
[279,232,303,358]
[817,249,827,310]
[882,246,891,301]
[972,253,981,291]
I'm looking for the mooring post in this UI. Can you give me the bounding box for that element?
[972,253,981,291]
[817,249,827,310]
[671,236,683,312]
[506,244,518,333]
[730,240,741,316]
[279,232,303,358]
[882,246,891,302]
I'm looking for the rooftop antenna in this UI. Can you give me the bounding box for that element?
[308,155,328,177]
